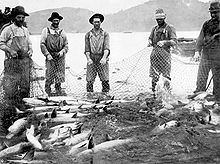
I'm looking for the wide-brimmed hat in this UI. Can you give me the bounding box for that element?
[89,13,104,24]
[11,6,29,18]
[155,8,166,19]
[209,1,220,12]
[48,12,63,22]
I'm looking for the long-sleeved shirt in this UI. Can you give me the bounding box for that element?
[196,18,220,52]
[149,22,177,52]
[85,28,110,55]
[40,25,68,57]
[0,23,32,59]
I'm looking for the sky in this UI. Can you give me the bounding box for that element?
[0,0,211,14]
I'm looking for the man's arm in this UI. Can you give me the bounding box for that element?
[58,30,68,57]
[0,27,17,57]
[40,28,50,57]
[84,32,93,65]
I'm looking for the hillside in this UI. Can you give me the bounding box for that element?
[26,0,210,34]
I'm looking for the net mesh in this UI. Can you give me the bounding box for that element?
[0,46,214,101]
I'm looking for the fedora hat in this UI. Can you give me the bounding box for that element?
[11,6,29,18]
[48,12,63,22]
[155,8,166,19]
[89,13,104,24]
[209,1,220,12]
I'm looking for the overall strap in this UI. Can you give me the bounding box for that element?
[47,27,51,34]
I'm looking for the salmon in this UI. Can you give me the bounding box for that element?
[76,138,133,157]
[64,129,92,146]
[6,118,27,139]
[26,125,43,150]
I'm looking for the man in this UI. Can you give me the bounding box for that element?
[193,1,220,101]
[0,6,32,104]
[84,13,110,94]
[40,12,68,96]
[148,8,177,94]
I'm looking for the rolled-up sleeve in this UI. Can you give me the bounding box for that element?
[60,30,68,55]
[26,29,32,51]
[103,32,110,51]
[40,28,50,57]
[0,27,11,53]
[84,32,90,54]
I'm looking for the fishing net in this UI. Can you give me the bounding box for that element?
[0,45,214,101]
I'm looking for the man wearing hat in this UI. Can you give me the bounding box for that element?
[193,1,220,100]
[0,6,32,105]
[84,13,110,94]
[40,12,68,96]
[0,6,32,143]
[148,8,177,94]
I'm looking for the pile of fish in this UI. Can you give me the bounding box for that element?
[0,95,135,163]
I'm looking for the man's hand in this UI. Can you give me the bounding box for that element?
[157,40,167,47]
[47,54,53,60]
[100,58,107,65]
[58,51,64,57]
[193,51,200,62]
[148,39,152,47]
[87,59,93,65]
[27,49,33,57]
[10,49,18,58]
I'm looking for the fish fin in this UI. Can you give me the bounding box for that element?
[51,108,57,118]
[111,96,115,100]
[71,112,77,118]
[22,148,35,161]
[88,135,94,149]
[65,108,70,113]
[95,98,100,104]
[44,113,49,118]
[102,106,108,113]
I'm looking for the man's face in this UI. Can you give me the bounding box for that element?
[51,18,60,28]
[14,14,25,27]
[210,10,220,20]
[156,18,165,26]
[93,18,101,29]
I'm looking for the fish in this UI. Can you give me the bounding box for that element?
[68,140,89,155]
[50,122,82,131]
[41,125,72,144]
[69,134,93,155]
[26,125,43,150]
[207,129,220,133]
[158,120,177,130]
[23,97,47,106]
[193,101,204,112]
[64,129,92,146]
[6,118,27,139]
[76,138,133,157]
[78,104,97,109]
[193,92,208,100]
[27,106,57,113]
[6,159,53,164]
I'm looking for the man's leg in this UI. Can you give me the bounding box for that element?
[97,62,110,92]
[86,62,97,92]
[212,62,220,100]
[45,60,54,96]
[194,59,211,93]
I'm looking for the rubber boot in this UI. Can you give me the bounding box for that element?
[102,80,110,93]
[86,81,94,92]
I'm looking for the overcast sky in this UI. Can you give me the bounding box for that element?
[0,0,211,14]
